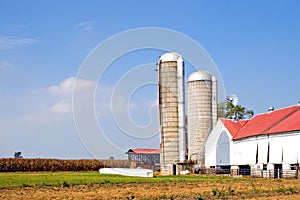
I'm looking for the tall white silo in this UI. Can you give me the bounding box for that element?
[187,70,213,167]
[158,52,186,174]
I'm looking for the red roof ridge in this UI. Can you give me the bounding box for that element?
[126,148,160,154]
[231,120,249,138]
[261,106,300,134]
[232,105,300,140]
[220,118,249,137]
[243,104,299,119]
[132,148,159,151]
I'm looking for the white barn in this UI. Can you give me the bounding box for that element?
[205,104,300,177]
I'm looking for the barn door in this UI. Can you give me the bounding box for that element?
[274,164,282,178]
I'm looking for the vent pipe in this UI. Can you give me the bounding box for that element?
[268,107,275,112]
[212,76,218,126]
[177,56,186,163]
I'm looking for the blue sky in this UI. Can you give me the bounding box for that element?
[1,1,299,159]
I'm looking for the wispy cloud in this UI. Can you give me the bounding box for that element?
[0,36,37,51]
[0,61,14,72]
[49,102,72,115]
[74,21,95,31]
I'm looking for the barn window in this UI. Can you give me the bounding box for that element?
[263,164,267,170]
[290,164,298,170]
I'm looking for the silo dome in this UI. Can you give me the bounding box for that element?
[188,70,212,82]
[158,52,182,62]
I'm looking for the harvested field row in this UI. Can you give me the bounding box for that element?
[1,180,300,200]
[1,172,300,199]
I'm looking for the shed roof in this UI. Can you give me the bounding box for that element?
[126,148,160,154]
[221,105,300,140]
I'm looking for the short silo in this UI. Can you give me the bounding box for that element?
[158,52,186,174]
[187,70,212,167]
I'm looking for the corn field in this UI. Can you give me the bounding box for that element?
[0,158,106,172]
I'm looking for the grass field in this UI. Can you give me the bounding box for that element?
[1,172,300,199]
[0,172,234,188]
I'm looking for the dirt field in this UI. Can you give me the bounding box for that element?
[1,178,300,200]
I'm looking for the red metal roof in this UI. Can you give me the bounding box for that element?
[266,108,300,134]
[221,119,248,137]
[221,105,300,140]
[126,148,160,154]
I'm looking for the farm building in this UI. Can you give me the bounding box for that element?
[126,148,160,170]
[156,52,300,177]
[205,104,300,178]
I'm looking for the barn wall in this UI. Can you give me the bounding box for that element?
[232,138,257,166]
[257,137,268,164]
[205,120,224,167]
[231,131,300,167]
[269,136,283,163]
[269,132,300,164]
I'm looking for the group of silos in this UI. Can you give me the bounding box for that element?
[158,52,218,175]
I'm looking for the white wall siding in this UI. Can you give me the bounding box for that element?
[270,132,300,164]
[232,138,255,165]
[205,120,225,167]
[230,131,300,167]
[257,137,268,164]
[269,136,283,163]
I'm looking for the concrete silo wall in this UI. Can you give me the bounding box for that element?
[159,61,180,167]
[187,74,212,167]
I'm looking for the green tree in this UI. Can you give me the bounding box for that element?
[218,99,254,120]
[218,102,226,118]
[14,151,23,158]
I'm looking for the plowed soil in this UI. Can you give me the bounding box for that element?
[1,178,300,200]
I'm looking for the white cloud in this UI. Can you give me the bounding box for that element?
[48,77,94,96]
[0,36,37,51]
[48,77,75,96]
[74,21,95,31]
[50,102,71,114]
[12,77,95,124]
[0,61,14,72]
[74,78,95,92]
[47,77,95,116]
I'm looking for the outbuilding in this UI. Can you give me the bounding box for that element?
[126,148,160,170]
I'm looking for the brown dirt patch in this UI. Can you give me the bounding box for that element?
[1,178,300,199]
